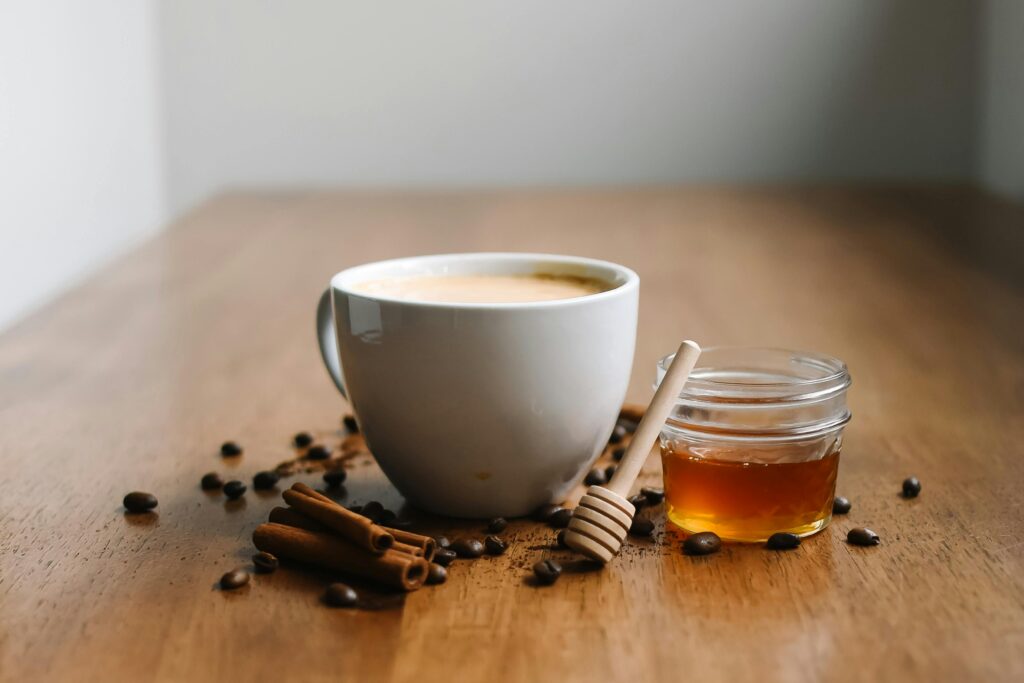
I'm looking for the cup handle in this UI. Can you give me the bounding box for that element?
[316,289,347,397]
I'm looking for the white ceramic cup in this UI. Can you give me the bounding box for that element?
[316,253,638,518]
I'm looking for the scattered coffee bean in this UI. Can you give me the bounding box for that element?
[611,447,626,462]
[766,532,801,550]
[220,568,249,590]
[305,445,330,461]
[324,582,358,607]
[628,493,648,508]
[485,535,508,555]
[847,527,880,546]
[433,548,456,567]
[556,529,569,548]
[347,504,363,514]
[293,432,313,448]
[426,563,447,585]
[605,464,618,480]
[360,501,384,521]
[342,415,359,433]
[533,559,562,585]
[683,532,721,556]
[608,424,628,444]
[123,491,158,513]
[640,487,665,505]
[388,517,413,530]
[252,551,279,573]
[584,468,607,486]
[253,470,280,490]
[323,469,347,488]
[832,496,852,515]
[451,538,485,558]
[629,518,655,537]
[376,509,397,525]
[902,476,922,498]
[223,480,247,500]
[200,472,224,490]
[548,507,573,529]
[533,504,563,523]
[617,418,638,433]
[486,517,508,534]
[434,536,451,549]
[220,441,242,457]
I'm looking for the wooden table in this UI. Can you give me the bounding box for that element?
[2,187,1022,682]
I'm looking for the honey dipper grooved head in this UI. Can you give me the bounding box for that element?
[563,486,636,563]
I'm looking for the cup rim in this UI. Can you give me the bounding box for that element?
[330,252,639,310]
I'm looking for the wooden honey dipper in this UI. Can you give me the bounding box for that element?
[564,340,702,563]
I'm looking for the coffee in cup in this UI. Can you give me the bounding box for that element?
[316,253,639,518]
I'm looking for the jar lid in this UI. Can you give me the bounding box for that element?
[656,347,851,441]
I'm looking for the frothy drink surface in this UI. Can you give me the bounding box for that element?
[353,274,608,303]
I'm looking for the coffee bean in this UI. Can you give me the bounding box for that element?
[376,509,397,525]
[902,476,922,498]
[434,536,451,549]
[343,415,359,433]
[847,527,880,546]
[360,501,384,521]
[683,532,721,556]
[584,468,607,486]
[640,487,665,505]
[123,491,157,513]
[426,563,447,585]
[388,518,413,530]
[548,508,573,529]
[220,441,242,457]
[832,496,852,515]
[223,480,246,500]
[433,548,456,567]
[293,432,313,448]
[533,559,562,585]
[451,538,485,558]
[305,445,330,461]
[484,535,508,555]
[617,418,639,433]
[605,464,618,480]
[220,568,249,590]
[533,504,563,523]
[323,469,347,488]
[766,532,801,550]
[609,424,627,444]
[628,494,648,508]
[252,551,279,573]
[611,447,626,462]
[253,470,280,490]
[200,473,223,490]
[486,517,508,534]
[324,582,358,607]
[629,517,655,537]
[556,529,569,548]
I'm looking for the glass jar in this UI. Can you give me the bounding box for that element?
[657,347,851,542]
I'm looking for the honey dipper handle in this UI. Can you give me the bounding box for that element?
[607,340,701,497]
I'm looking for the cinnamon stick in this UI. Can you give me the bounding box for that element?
[269,505,435,561]
[282,484,394,553]
[253,523,428,591]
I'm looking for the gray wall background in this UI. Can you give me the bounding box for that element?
[0,1,1021,332]
[161,0,985,215]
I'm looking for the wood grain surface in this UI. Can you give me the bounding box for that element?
[1,187,1022,682]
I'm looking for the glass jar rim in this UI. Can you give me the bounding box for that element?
[656,346,851,404]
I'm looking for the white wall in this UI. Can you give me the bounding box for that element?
[976,0,1024,200]
[159,0,980,216]
[0,1,164,330]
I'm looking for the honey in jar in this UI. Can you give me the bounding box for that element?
[655,347,851,543]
